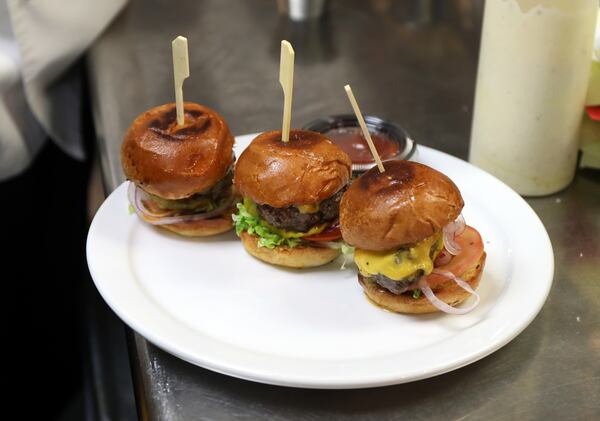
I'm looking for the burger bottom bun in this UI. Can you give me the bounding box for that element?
[157,205,237,237]
[358,252,486,314]
[239,231,341,268]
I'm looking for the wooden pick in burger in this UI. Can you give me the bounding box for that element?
[172,36,190,126]
[344,84,385,173]
[279,40,295,143]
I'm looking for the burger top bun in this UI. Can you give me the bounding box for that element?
[340,160,463,251]
[121,102,234,200]
[234,130,352,208]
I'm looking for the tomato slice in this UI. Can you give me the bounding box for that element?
[420,225,484,288]
[303,221,342,242]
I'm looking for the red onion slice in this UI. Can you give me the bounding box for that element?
[127,182,235,226]
[443,214,466,256]
[418,268,480,315]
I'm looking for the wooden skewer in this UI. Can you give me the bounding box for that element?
[279,40,295,142]
[344,84,385,173]
[172,36,190,126]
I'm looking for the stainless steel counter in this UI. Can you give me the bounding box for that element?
[86,0,600,419]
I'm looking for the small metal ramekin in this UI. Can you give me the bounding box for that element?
[303,114,417,173]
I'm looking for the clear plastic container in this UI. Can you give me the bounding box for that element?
[469,0,598,196]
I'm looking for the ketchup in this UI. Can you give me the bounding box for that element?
[324,127,399,164]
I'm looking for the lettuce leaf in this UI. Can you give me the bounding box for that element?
[338,242,353,270]
[341,243,355,256]
[232,201,301,249]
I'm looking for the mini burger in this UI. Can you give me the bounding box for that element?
[233,130,352,268]
[121,102,238,236]
[339,160,486,314]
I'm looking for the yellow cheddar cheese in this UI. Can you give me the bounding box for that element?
[296,203,320,214]
[354,233,443,280]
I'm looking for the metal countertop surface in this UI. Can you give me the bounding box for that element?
[86,0,600,419]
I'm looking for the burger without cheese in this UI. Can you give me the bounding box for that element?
[339,160,486,314]
[121,102,238,236]
[233,130,352,268]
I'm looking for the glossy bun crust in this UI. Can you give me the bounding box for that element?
[359,252,486,314]
[239,231,341,268]
[234,130,352,207]
[340,160,464,251]
[121,102,234,200]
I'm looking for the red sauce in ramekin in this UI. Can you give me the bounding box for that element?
[324,127,399,164]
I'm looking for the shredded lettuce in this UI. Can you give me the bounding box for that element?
[232,201,301,249]
[339,242,355,270]
[341,243,355,256]
[412,289,422,299]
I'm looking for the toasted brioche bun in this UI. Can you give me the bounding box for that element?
[239,231,341,268]
[121,102,235,200]
[340,160,464,251]
[234,130,352,208]
[157,205,237,237]
[358,252,486,314]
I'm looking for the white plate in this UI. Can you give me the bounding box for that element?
[87,134,554,389]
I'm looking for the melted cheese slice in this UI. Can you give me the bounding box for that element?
[354,233,443,280]
[296,203,320,214]
[270,222,327,239]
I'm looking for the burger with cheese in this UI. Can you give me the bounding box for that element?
[339,160,486,314]
[233,130,352,268]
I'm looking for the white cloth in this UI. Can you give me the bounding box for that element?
[0,1,42,179]
[0,0,126,180]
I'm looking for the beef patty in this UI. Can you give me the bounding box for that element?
[257,187,346,232]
